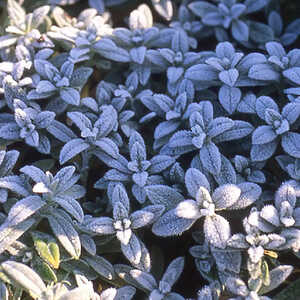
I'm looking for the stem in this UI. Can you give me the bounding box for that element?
[80,151,90,187]
[12,287,22,300]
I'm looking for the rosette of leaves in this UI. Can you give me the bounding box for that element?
[1,74,29,110]
[50,8,113,66]
[250,96,300,162]
[27,59,93,107]
[48,8,85,46]
[85,184,164,270]
[15,47,56,84]
[162,101,253,175]
[227,210,287,280]
[149,168,261,249]
[140,92,200,150]
[71,13,113,65]
[0,47,53,108]
[232,155,266,184]
[162,162,186,191]
[259,183,300,229]
[189,240,217,281]
[93,4,163,86]
[0,195,46,257]
[276,155,300,181]
[225,264,293,300]
[248,42,300,83]
[0,261,109,300]
[148,28,208,98]
[189,238,242,283]
[0,0,52,53]
[126,256,185,300]
[267,11,300,46]
[0,99,55,154]
[59,105,120,165]
[0,165,85,259]
[20,165,86,224]
[188,0,269,43]
[80,80,136,137]
[170,1,206,49]
[0,150,19,203]
[0,50,32,91]
[247,183,300,253]
[94,131,175,203]
[185,41,273,114]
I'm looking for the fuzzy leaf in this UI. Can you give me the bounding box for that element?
[94,138,119,159]
[149,155,175,174]
[185,64,218,81]
[112,184,130,211]
[204,215,231,249]
[219,85,242,114]
[60,88,80,106]
[152,0,173,20]
[54,196,84,223]
[260,265,293,294]
[0,123,20,140]
[176,200,201,219]
[230,182,262,209]
[219,69,239,87]
[282,132,300,158]
[249,63,280,81]
[0,218,35,255]
[212,184,241,210]
[185,168,210,197]
[200,142,221,175]
[70,67,93,87]
[48,210,81,259]
[59,138,90,164]
[251,140,278,161]
[252,125,277,144]
[86,217,115,235]
[0,175,30,197]
[67,111,92,133]
[93,39,130,63]
[152,209,196,236]
[213,121,253,143]
[283,67,300,85]
[131,210,154,229]
[130,269,157,291]
[47,120,77,143]
[232,20,249,41]
[121,233,142,265]
[162,256,185,288]
[7,196,45,227]
[145,185,184,209]
[84,255,115,280]
[1,261,46,298]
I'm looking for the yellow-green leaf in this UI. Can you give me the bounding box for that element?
[34,240,60,269]
[262,259,270,287]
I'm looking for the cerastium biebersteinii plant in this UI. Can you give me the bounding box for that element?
[0,0,299,299]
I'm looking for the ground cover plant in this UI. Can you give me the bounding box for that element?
[0,0,300,299]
